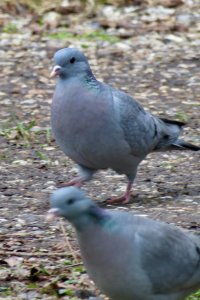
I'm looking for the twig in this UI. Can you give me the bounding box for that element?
[0,250,83,267]
[0,250,80,258]
[59,219,79,263]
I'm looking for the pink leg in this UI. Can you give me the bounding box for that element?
[106,182,133,205]
[58,165,95,188]
[59,177,85,188]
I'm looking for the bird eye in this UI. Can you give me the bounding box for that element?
[70,57,76,64]
[67,198,75,205]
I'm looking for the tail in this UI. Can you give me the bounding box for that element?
[154,118,200,151]
[171,139,200,151]
[160,118,186,127]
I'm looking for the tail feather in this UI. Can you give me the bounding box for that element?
[172,139,200,151]
[153,118,199,152]
[160,118,186,127]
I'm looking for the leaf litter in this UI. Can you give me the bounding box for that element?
[0,0,199,299]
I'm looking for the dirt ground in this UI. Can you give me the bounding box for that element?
[0,1,200,299]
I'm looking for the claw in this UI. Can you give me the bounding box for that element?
[58,177,85,188]
[105,194,131,205]
[105,182,133,205]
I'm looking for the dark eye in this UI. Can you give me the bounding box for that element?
[70,57,76,64]
[67,198,75,205]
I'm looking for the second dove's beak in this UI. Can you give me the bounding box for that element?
[46,208,60,221]
[50,65,61,78]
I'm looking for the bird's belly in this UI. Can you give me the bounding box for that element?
[53,124,127,170]
[85,257,151,300]
[52,104,134,172]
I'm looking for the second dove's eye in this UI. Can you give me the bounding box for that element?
[70,57,76,64]
[67,198,75,205]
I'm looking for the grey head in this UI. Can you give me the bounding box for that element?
[49,187,107,228]
[50,48,93,80]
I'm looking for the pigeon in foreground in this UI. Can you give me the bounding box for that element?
[48,187,200,300]
[50,48,200,204]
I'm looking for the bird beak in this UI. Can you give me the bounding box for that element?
[50,65,61,78]
[46,208,59,221]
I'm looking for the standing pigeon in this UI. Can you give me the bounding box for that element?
[50,48,199,204]
[48,187,200,300]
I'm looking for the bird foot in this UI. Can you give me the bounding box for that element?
[105,194,131,205]
[58,177,84,188]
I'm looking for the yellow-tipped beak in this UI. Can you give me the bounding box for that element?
[50,65,61,78]
[46,208,59,222]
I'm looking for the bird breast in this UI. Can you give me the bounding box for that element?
[51,82,132,171]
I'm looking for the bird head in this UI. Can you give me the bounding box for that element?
[50,48,91,79]
[47,187,98,224]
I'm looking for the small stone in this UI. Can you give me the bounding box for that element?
[176,14,195,28]
[43,12,61,29]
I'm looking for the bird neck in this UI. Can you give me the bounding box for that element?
[73,206,111,232]
[83,70,100,90]
[57,69,99,91]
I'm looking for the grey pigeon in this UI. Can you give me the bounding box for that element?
[50,48,200,204]
[48,187,200,300]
